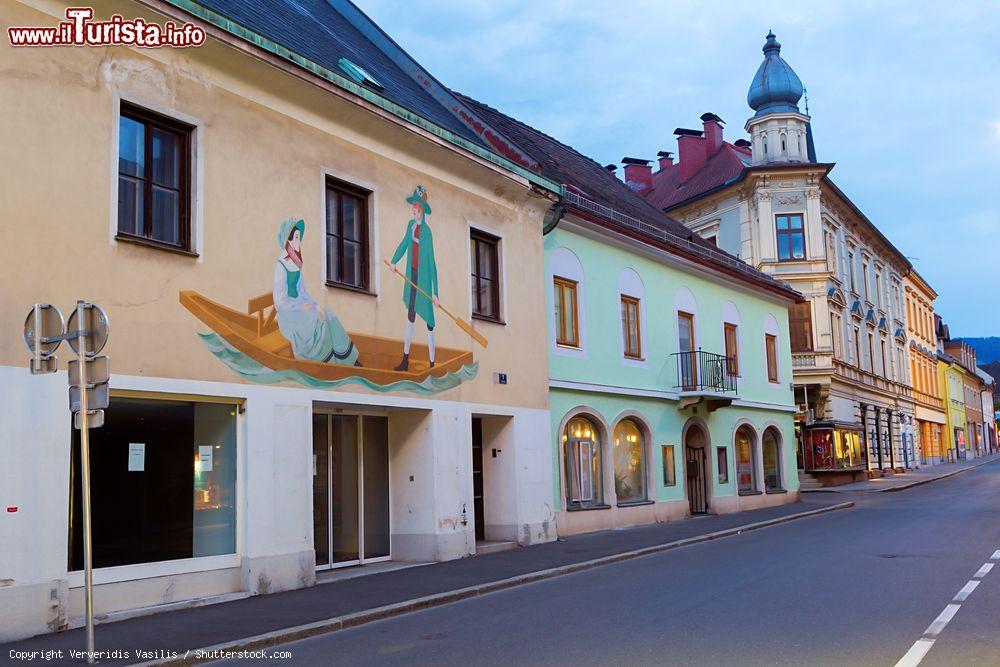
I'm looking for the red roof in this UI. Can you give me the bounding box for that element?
[646,142,751,210]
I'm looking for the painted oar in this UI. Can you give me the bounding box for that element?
[384,258,488,349]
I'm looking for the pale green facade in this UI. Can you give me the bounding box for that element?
[546,223,800,528]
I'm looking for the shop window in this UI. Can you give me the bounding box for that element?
[716,446,729,484]
[775,214,805,261]
[621,295,642,359]
[564,416,602,508]
[661,445,676,486]
[470,229,502,321]
[735,425,758,494]
[69,397,237,570]
[762,428,783,491]
[117,103,192,250]
[613,419,646,504]
[325,178,370,291]
[802,428,861,471]
[553,276,579,347]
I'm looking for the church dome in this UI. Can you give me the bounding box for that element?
[747,31,804,117]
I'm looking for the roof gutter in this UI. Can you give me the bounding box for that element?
[157,0,563,195]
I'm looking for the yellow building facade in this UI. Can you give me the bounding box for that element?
[903,271,946,464]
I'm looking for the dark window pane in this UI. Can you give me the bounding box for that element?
[342,240,362,287]
[118,175,143,236]
[477,240,494,280]
[327,236,339,283]
[342,196,359,241]
[326,190,339,236]
[119,116,144,177]
[151,128,180,187]
[152,186,180,244]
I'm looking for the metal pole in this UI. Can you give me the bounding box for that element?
[77,301,95,664]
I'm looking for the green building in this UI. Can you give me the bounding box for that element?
[463,96,804,536]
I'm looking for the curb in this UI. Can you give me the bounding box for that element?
[881,457,998,493]
[136,501,853,666]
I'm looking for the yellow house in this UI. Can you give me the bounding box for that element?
[0,0,563,641]
[903,271,946,464]
[938,354,968,461]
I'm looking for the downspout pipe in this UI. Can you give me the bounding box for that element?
[542,200,565,235]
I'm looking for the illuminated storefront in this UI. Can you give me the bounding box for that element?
[800,422,866,485]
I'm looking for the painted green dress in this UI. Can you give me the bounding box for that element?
[273,257,359,365]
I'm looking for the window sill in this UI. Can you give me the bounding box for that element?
[765,488,788,495]
[617,499,654,508]
[556,343,582,351]
[566,503,611,512]
[738,490,763,496]
[623,355,645,362]
[325,281,376,297]
[472,313,506,326]
[115,233,198,258]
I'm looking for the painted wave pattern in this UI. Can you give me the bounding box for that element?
[198,332,477,395]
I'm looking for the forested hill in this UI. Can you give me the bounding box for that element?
[959,337,1000,365]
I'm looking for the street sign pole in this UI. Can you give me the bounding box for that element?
[23,300,108,665]
[76,301,95,665]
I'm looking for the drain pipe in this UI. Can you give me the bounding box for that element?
[542,199,565,235]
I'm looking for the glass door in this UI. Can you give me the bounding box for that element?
[313,413,390,570]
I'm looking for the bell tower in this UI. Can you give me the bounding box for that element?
[745,32,812,165]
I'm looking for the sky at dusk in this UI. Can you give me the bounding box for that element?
[361,0,1000,336]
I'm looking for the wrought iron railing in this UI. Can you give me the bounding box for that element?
[672,350,738,393]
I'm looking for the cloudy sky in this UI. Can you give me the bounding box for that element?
[362,0,1000,336]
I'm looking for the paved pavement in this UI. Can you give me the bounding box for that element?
[804,454,999,493]
[1,496,845,666]
[213,459,1000,667]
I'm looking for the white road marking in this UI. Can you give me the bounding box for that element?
[894,549,999,666]
[953,580,980,602]
[895,638,935,667]
[924,604,961,637]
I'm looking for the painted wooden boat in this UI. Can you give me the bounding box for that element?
[179,290,473,384]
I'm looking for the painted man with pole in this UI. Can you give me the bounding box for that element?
[389,185,439,370]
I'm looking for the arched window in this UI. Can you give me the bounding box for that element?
[613,419,646,503]
[762,428,783,491]
[735,425,758,493]
[563,416,602,508]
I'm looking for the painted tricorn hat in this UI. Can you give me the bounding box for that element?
[406,185,431,215]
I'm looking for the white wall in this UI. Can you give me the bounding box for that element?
[0,365,554,641]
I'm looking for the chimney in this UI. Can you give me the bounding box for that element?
[604,164,618,173]
[657,150,674,171]
[701,112,725,156]
[621,157,652,194]
[733,138,751,151]
[674,128,706,182]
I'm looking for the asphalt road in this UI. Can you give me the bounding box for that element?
[216,461,1000,667]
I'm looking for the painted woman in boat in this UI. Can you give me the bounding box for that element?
[273,218,360,366]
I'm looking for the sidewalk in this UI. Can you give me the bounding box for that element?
[3,497,850,666]
[802,454,1000,493]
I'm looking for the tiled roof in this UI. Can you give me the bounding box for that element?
[455,93,723,245]
[455,93,799,300]
[646,143,750,210]
[192,0,485,147]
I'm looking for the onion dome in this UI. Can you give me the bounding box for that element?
[747,31,804,117]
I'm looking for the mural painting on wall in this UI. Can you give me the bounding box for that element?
[179,185,484,394]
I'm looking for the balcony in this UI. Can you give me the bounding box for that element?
[672,350,738,411]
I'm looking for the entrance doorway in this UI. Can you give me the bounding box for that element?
[313,413,390,569]
[684,426,709,515]
[472,418,485,542]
